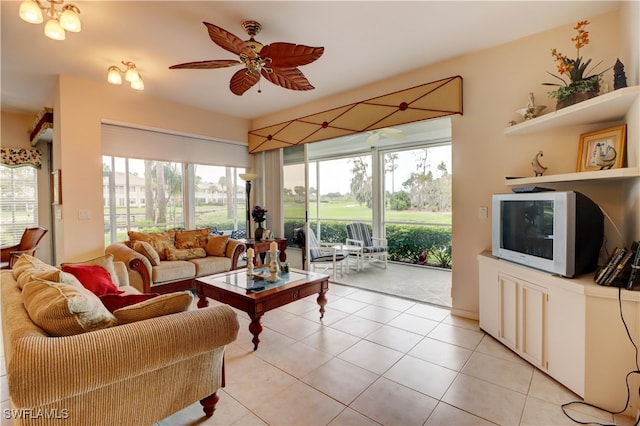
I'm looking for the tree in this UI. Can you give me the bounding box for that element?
[349,157,372,207]
[384,153,399,193]
[155,163,167,224]
[144,160,155,223]
[224,170,233,218]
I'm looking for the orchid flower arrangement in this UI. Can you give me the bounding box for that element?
[251,205,267,223]
[543,20,610,103]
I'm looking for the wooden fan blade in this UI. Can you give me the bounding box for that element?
[261,67,314,91]
[203,22,255,58]
[169,59,242,69]
[230,69,260,96]
[260,43,324,68]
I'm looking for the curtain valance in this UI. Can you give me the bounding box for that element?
[248,75,463,153]
[0,148,42,169]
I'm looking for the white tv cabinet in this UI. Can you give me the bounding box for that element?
[479,86,640,417]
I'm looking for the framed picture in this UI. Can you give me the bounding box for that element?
[51,169,62,205]
[577,124,626,172]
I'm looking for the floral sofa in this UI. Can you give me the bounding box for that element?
[106,228,245,294]
[1,254,239,425]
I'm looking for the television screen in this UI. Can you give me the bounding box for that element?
[501,200,554,261]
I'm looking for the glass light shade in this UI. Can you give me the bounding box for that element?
[44,18,65,40]
[59,7,81,32]
[107,68,122,85]
[239,173,258,182]
[130,78,144,91]
[124,67,140,83]
[19,0,43,24]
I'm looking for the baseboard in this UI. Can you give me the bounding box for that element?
[450,307,479,321]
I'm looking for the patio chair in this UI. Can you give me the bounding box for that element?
[295,227,347,279]
[0,227,48,269]
[346,222,388,268]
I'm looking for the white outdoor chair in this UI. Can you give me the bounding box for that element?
[346,222,388,268]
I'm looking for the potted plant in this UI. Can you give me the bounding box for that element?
[251,205,268,240]
[543,20,611,110]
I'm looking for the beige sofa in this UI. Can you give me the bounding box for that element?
[1,255,239,426]
[106,229,245,294]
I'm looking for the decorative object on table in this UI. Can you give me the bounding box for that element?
[239,173,258,239]
[267,241,280,282]
[517,93,546,120]
[576,124,626,172]
[613,58,627,90]
[543,20,611,110]
[246,247,254,276]
[531,151,548,176]
[251,205,267,241]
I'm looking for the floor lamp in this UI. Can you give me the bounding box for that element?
[239,173,257,239]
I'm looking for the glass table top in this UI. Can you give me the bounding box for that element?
[197,267,313,293]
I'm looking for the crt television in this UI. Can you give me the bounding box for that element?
[492,191,604,277]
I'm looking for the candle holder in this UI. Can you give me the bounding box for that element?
[267,249,280,282]
[246,253,254,276]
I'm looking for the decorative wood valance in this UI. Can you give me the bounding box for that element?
[248,75,462,153]
[0,148,42,169]
[29,107,53,146]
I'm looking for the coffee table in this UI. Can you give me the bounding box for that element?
[195,268,329,350]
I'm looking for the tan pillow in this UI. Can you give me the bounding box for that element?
[17,268,83,290]
[132,240,161,266]
[206,235,229,257]
[60,254,120,286]
[128,231,176,261]
[22,279,117,336]
[175,228,210,249]
[165,247,206,261]
[12,254,57,282]
[113,291,193,324]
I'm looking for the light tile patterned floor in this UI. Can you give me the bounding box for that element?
[159,284,632,426]
[1,283,635,426]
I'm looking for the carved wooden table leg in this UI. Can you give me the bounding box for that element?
[317,289,328,319]
[248,313,264,350]
[200,391,219,417]
[197,293,209,308]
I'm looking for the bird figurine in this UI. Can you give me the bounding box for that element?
[595,143,617,170]
[531,151,548,176]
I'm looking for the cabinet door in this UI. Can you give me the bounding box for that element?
[519,281,547,368]
[499,275,518,350]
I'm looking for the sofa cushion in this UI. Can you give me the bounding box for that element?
[61,264,124,296]
[22,278,117,336]
[206,235,229,257]
[132,240,161,266]
[99,292,160,313]
[113,291,193,324]
[152,260,196,284]
[12,254,58,284]
[128,230,176,261]
[166,247,206,261]
[190,256,233,277]
[61,254,121,286]
[16,267,82,290]
[175,228,210,250]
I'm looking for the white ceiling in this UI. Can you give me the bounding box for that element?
[1,1,621,120]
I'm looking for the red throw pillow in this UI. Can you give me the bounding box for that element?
[61,264,123,296]
[99,293,160,313]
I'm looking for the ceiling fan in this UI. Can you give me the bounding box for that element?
[169,21,324,96]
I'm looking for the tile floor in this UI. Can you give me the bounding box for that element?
[1,283,635,426]
[155,284,633,426]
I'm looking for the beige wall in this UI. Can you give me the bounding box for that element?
[51,76,249,264]
[0,111,53,264]
[252,10,637,319]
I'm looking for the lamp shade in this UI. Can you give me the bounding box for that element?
[124,67,140,83]
[59,6,81,32]
[130,78,144,91]
[239,173,258,182]
[44,19,65,40]
[19,0,43,24]
[107,67,122,85]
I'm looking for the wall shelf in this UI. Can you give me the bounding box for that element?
[504,85,640,136]
[505,167,640,186]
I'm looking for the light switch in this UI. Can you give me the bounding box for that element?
[479,206,488,219]
[78,209,91,220]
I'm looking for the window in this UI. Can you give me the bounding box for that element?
[0,165,38,245]
[103,156,247,244]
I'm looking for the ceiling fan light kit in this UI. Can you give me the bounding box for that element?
[170,20,324,96]
[19,0,81,40]
[107,61,144,91]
